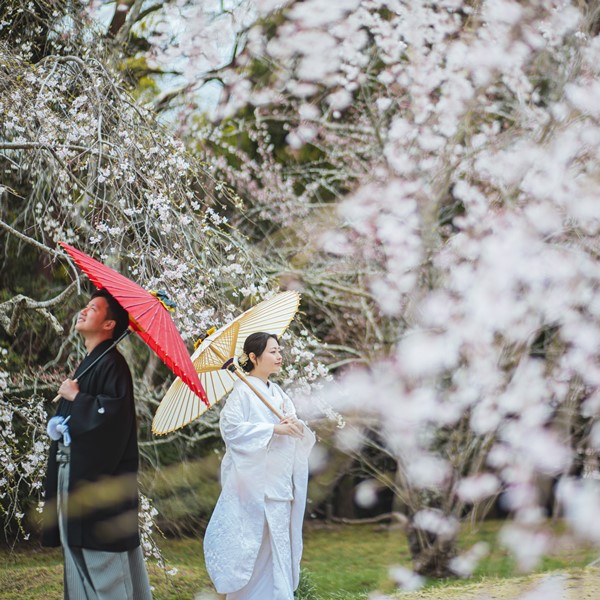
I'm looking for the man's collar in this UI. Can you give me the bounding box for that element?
[86,337,117,358]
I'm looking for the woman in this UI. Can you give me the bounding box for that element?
[203,332,315,599]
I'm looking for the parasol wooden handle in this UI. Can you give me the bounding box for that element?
[208,345,283,420]
[52,378,78,403]
[232,368,284,420]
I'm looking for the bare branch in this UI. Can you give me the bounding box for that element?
[0,283,77,335]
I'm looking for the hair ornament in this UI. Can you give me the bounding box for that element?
[238,352,249,367]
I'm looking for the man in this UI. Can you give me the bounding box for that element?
[42,288,153,599]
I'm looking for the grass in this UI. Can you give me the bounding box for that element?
[0,520,598,599]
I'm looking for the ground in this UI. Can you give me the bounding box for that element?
[400,567,600,599]
[1,522,598,598]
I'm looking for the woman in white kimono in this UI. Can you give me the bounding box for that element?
[203,332,315,600]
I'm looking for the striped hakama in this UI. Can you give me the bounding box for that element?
[57,444,153,600]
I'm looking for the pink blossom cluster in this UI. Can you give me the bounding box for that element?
[182,0,600,579]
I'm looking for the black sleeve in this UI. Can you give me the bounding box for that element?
[68,354,133,437]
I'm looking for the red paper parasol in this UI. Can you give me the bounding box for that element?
[59,241,208,406]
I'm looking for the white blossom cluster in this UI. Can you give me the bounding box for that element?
[138,492,178,575]
[0,350,49,540]
[0,42,258,342]
[0,2,333,548]
[145,0,255,85]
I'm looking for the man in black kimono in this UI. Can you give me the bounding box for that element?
[42,288,152,599]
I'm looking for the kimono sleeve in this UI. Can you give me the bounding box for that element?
[220,386,275,455]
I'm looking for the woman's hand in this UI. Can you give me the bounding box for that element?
[274,416,304,439]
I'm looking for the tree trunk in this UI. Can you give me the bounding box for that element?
[407,522,457,578]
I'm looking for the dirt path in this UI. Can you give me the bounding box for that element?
[397,567,600,599]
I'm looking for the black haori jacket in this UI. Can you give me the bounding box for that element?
[42,339,141,552]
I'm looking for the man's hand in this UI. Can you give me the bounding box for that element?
[58,378,79,402]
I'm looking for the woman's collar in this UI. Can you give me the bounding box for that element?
[246,374,271,387]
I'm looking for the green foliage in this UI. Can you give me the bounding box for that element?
[140,453,222,537]
[295,568,321,599]
[118,56,160,94]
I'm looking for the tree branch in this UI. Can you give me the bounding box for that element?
[0,282,77,335]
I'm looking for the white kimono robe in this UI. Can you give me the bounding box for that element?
[203,377,315,598]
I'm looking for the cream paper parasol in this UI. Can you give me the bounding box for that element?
[152,290,300,435]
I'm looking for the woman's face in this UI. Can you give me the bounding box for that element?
[251,337,283,377]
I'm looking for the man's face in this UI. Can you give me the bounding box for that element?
[75,297,115,337]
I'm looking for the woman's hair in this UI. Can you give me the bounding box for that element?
[240,332,279,373]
